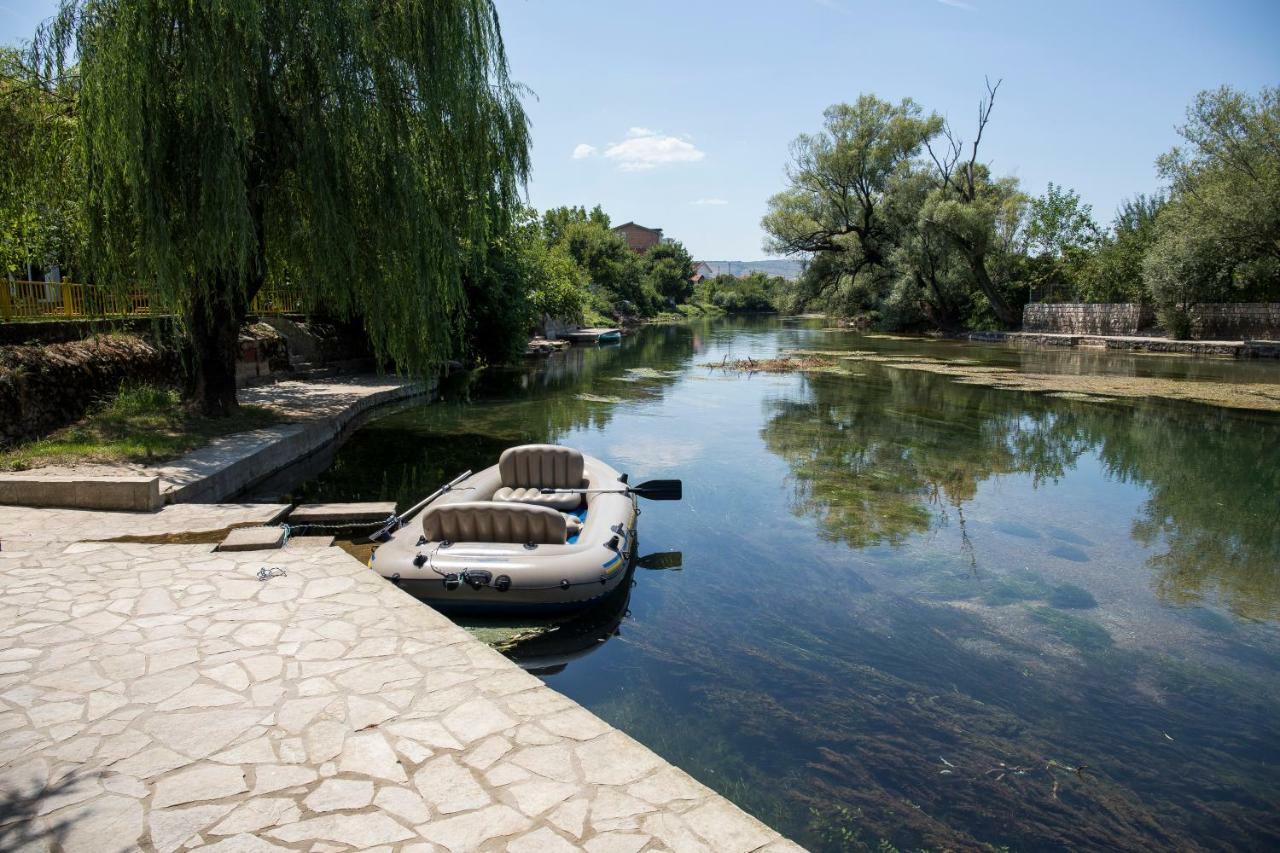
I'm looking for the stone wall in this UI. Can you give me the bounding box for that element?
[0,335,178,448]
[1187,303,1280,340]
[1023,302,1280,340]
[1022,303,1156,335]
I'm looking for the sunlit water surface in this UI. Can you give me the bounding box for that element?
[266,318,1280,851]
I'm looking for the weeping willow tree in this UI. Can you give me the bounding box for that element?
[34,0,529,415]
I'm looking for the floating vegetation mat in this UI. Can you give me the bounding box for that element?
[702,353,848,374]
[610,367,683,382]
[825,351,1280,413]
[575,393,624,404]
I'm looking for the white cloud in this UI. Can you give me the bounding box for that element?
[571,143,597,159]
[603,128,706,171]
[936,0,974,9]
[692,198,729,206]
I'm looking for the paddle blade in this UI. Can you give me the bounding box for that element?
[632,479,682,501]
[636,551,683,571]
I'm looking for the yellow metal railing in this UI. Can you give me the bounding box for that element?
[1,280,308,321]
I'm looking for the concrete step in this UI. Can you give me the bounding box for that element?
[286,502,397,525]
[217,526,285,552]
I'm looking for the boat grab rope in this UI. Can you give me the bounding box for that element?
[277,515,399,547]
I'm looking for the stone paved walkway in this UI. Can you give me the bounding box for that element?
[0,534,804,852]
[0,504,290,548]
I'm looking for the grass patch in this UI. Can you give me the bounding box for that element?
[0,382,284,471]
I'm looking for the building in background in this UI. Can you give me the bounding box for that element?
[612,222,663,254]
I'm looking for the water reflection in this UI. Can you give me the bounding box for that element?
[277,318,1280,850]
[763,368,1280,622]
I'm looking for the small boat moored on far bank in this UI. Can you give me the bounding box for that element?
[562,327,623,344]
[370,444,679,614]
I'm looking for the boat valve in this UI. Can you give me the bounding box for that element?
[443,573,460,590]
[494,575,511,592]
[412,553,427,568]
[463,570,492,590]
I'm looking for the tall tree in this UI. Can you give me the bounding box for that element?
[922,79,1025,325]
[644,239,696,304]
[762,96,942,314]
[36,0,529,415]
[1144,85,1280,334]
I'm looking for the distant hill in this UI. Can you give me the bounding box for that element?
[698,259,805,280]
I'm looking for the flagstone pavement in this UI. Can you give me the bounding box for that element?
[0,533,805,852]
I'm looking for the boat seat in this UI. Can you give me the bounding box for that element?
[493,444,585,511]
[493,486,582,511]
[422,501,567,545]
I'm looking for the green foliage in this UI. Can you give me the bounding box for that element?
[1078,194,1164,303]
[762,95,942,318]
[1024,182,1100,301]
[540,205,611,246]
[554,217,653,315]
[0,47,84,278]
[1144,86,1280,332]
[766,83,1277,335]
[698,272,783,313]
[34,0,530,413]
[643,240,696,304]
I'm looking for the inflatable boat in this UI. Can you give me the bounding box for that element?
[370,444,679,614]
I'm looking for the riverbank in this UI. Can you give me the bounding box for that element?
[0,514,803,852]
[0,376,431,510]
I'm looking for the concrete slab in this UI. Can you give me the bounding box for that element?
[288,501,398,524]
[216,525,285,551]
[0,474,160,511]
[285,534,336,548]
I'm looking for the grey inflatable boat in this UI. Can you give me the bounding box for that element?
[371,444,676,614]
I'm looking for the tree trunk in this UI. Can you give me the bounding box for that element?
[968,253,1019,327]
[185,281,248,418]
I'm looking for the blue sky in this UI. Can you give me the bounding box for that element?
[5,0,1277,260]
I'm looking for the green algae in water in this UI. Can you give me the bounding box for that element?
[1032,607,1114,654]
[1048,583,1099,609]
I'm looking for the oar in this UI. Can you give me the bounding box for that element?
[540,479,682,501]
[636,551,683,571]
[373,469,473,540]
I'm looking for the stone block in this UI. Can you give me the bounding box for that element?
[287,503,397,525]
[217,526,285,552]
[0,474,161,511]
[285,535,335,548]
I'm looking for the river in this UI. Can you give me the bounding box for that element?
[263,317,1280,851]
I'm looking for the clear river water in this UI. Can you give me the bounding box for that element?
[265,317,1280,851]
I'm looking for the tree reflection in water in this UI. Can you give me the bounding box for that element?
[763,368,1280,621]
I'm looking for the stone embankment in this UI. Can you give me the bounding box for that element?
[969,330,1280,359]
[1022,302,1280,343]
[0,335,177,448]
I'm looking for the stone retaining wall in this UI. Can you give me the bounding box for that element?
[1023,303,1156,335]
[0,335,178,448]
[1023,302,1280,340]
[1188,303,1280,340]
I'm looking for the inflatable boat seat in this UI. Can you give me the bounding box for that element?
[422,501,567,545]
[493,444,584,511]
